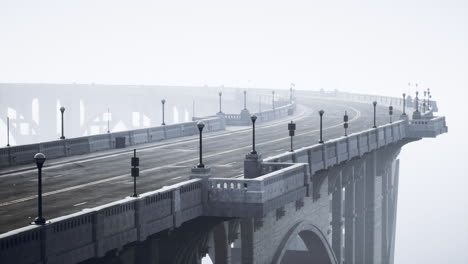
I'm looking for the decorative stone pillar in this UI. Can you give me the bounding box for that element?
[190,167,212,214]
[244,153,262,179]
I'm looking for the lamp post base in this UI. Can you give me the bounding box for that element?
[33,217,47,225]
[60,136,65,140]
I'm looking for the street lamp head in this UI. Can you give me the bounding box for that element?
[403,93,406,98]
[197,121,205,131]
[60,106,65,113]
[251,115,257,122]
[219,92,222,96]
[161,99,166,104]
[34,153,46,166]
[319,110,324,116]
[373,101,377,106]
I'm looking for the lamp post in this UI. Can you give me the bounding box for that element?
[423,91,427,112]
[344,111,349,136]
[258,96,262,112]
[131,149,140,197]
[290,83,294,104]
[272,91,275,110]
[318,110,324,143]
[60,107,65,139]
[389,105,393,123]
[107,108,110,133]
[218,92,222,113]
[197,121,205,168]
[402,93,406,115]
[415,91,419,112]
[161,99,166,125]
[6,116,10,147]
[288,120,296,152]
[427,88,431,109]
[251,115,257,154]
[243,90,247,110]
[372,101,377,128]
[33,153,46,225]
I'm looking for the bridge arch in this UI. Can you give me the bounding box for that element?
[272,221,337,264]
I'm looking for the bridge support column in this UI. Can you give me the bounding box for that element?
[344,166,356,264]
[145,237,160,264]
[331,170,343,263]
[365,151,377,263]
[213,222,231,264]
[381,158,392,264]
[388,159,400,264]
[240,218,255,264]
[354,161,366,264]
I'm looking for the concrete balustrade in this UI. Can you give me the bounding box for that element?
[0,177,204,264]
[0,117,225,168]
[206,163,310,217]
[407,116,448,138]
[221,101,294,126]
[260,118,445,177]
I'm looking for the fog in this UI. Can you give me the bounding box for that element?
[1,0,467,262]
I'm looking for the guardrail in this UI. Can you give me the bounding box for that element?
[0,117,225,168]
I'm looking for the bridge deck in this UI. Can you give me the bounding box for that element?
[0,98,396,233]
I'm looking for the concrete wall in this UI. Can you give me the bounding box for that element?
[0,117,225,168]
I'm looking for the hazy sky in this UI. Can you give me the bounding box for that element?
[1,0,467,263]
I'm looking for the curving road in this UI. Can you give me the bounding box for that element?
[0,97,399,233]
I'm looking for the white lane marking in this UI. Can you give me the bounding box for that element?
[171,176,182,181]
[0,107,309,178]
[0,104,360,207]
[73,202,87,207]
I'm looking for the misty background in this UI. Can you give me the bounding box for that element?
[1,0,467,263]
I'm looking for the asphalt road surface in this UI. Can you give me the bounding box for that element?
[0,96,400,233]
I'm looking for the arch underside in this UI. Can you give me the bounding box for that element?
[273,221,337,264]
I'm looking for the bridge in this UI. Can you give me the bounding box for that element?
[0,86,447,264]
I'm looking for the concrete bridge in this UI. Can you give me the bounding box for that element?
[0,88,447,264]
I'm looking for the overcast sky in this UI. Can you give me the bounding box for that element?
[1,0,467,263]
